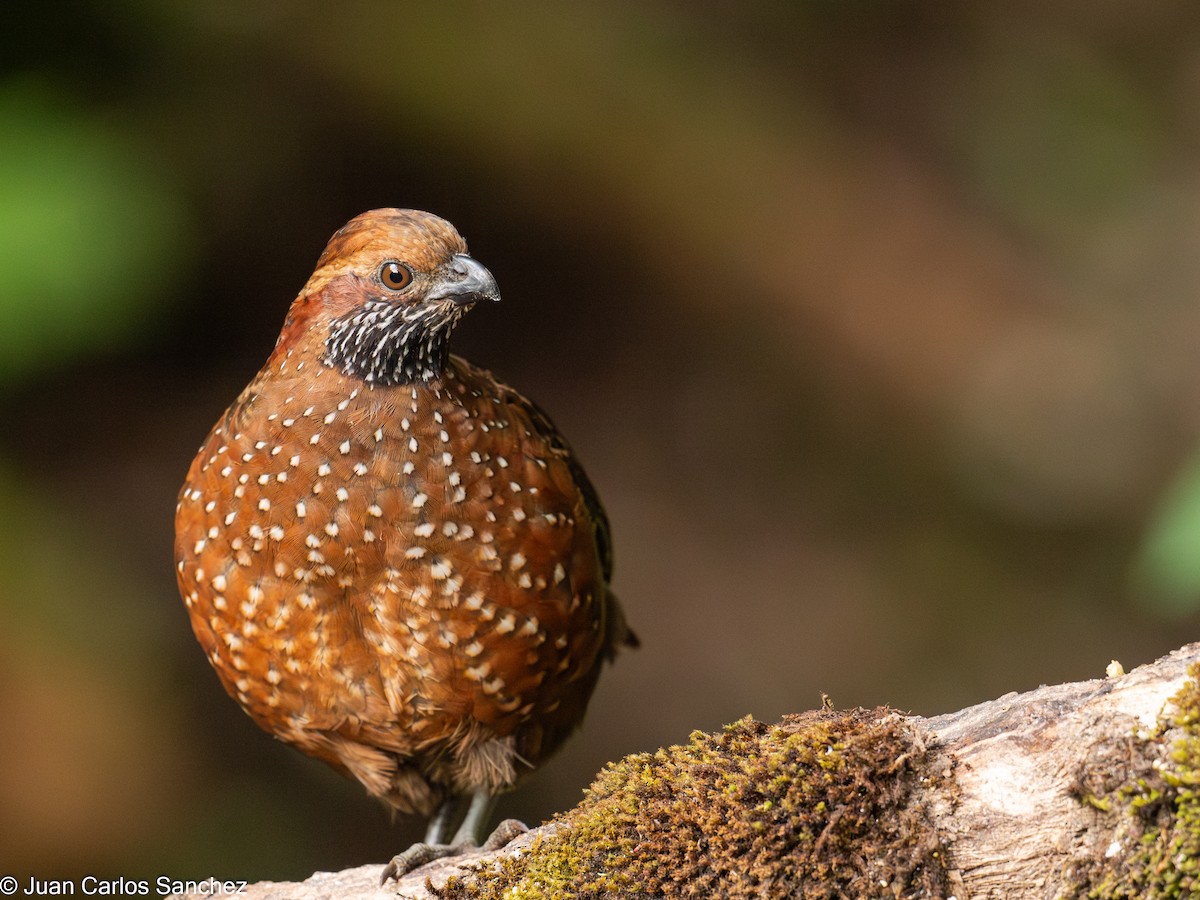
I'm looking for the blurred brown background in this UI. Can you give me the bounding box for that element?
[4,0,1200,884]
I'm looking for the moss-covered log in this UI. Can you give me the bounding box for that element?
[168,643,1200,899]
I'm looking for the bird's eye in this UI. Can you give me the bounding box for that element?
[379,261,413,291]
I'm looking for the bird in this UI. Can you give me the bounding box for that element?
[174,208,636,879]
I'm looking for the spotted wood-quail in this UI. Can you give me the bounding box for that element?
[174,209,636,877]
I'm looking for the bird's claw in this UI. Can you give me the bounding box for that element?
[380,842,456,884]
[379,819,529,884]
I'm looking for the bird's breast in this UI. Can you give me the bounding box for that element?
[175,361,608,743]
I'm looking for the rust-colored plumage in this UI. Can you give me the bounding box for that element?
[174,209,634,874]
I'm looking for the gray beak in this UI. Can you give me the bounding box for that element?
[427,254,501,306]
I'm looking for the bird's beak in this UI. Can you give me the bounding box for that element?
[427,254,501,306]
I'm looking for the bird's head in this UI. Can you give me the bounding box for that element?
[278,209,500,386]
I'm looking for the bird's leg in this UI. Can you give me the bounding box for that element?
[449,791,496,845]
[424,796,462,845]
[380,791,529,884]
[454,791,528,850]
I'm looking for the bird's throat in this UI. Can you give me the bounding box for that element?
[324,300,463,386]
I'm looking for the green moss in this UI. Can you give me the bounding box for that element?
[431,707,951,899]
[1075,662,1200,897]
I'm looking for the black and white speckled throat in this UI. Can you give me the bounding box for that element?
[324,298,465,386]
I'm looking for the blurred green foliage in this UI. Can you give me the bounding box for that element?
[0,80,192,382]
[1137,453,1200,617]
[967,37,1160,249]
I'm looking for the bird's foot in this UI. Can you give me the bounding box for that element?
[480,817,529,850]
[379,819,528,883]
